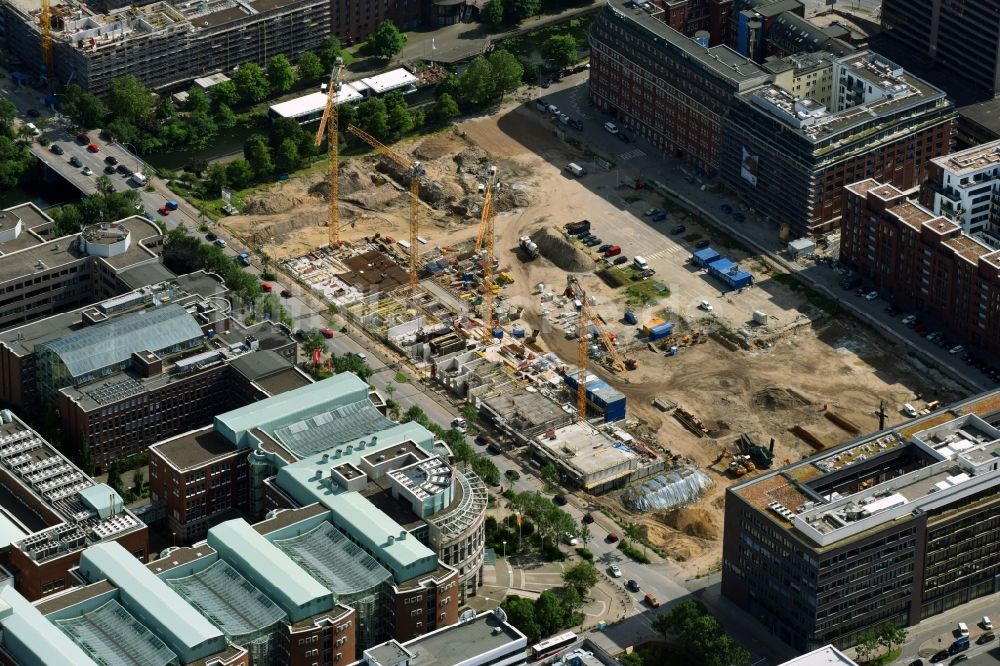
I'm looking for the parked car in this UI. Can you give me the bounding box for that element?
[625,580,640,592]
[670,224,687,235]
[206,233,217,241]
[651,211,667,222]
[983,616,993,630]
[582,513,594,524]
[553,495,568,506]
[608,564,622,578]
[864,291,878,301]
[86,143,99,153]
[643,208,660,217]
[117,164,130,175]
[606,532,620,543]
[76,133,90,144]
[901,314,916,326]
[157,206,170,216]
[214,238,226,247]
[699,300,713,312]
[69,155,83,167]
[885,305,900,316]
[261,282,272,293]
[319,327,334,338]
[49,143,64,155]
[105,155,118,166]
[603,121,619,135]
[81,166,92,176]
[696,239,711,249]
[280,289,292,298]
[599,244,612,253]
[613,256,629,265]
[104,165,116,174]
[977,633,995,645]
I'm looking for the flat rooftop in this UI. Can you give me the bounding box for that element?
[400,610,526,665]
[535,422,638,476]
[779,645,857,666]
[932,139,1000,175]
[152,427,239,471]
[0,203,50,254]
[607,0,768,88]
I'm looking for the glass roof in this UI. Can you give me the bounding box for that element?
[56,599,179,666]
[275,522,392,596]
[273,398,395,459]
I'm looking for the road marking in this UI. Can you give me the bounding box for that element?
[618,149,646,161]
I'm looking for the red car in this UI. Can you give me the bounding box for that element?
[280,289,291,298]
[261,282,272,293]
[87,143,100,153]
[320,327,334,339]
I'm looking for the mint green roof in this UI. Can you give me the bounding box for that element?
[276,421,443,581]
[215,373,370,449]
[0,586,99,666]
[77,484,124,519]
[207,519,333,623]
[78,542,226,663]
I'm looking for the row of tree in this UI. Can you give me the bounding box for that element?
[853,623,908,663]
[400,405,501,485]
[161,226,260,303]
[0,100,35,190]
[499,562,598,643]
[634,601,749,666]
[482,0,543,27]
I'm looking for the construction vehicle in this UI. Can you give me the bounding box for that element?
[314,57,345,246]
[519,235,539,259]
[739,433,775,469]
[346,125,425,290]
[728,457,747,477]
[728,455,756,476]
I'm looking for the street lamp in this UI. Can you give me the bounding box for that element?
[119,142,142,173]
[502,540,507,559]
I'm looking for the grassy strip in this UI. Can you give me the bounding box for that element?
[618,542,651,564]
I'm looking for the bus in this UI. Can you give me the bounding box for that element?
[529,632,577,661]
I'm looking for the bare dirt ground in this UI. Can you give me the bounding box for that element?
[249,101,965,577]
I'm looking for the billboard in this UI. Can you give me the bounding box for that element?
[740,147,759,186]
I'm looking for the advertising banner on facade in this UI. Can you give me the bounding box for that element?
[741,147,759,186]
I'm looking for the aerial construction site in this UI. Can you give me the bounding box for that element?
[224,94,966,577]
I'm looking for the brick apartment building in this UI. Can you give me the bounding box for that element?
[0,206,165,331]
[588,0,955,235]
[0,410,147,602]
[722,391,1000,651]
[840,179,1000,356]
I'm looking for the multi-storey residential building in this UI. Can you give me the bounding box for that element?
[0,206,164,330]
[722,50,955,235]
[881,0,1000,97]
[922,140,1000,248]
[722,389,1000,651]
[0,409,147,602]
[148,373,487,648]
[588,0,955,235]
[840,179,1000,356]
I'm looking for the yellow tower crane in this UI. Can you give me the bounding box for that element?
[314,57,344,247]
[346,124,424,290]
[474,167,499,344]
[40,0,54,79]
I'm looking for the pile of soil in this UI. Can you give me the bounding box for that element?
[529,227,594,272]
[244,192,303,215]
[308,166,369,200]
[658,508,719,541]
[453,146,491,174]
[414,133,465,161]
[752,387,806,411]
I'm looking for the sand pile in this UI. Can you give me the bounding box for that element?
[244,192,303,215]
[530,228,594,272]
[658,508,719,541]
[752,387,806,411]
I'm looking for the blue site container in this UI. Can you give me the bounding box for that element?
[624,311,638,325]
[512,325,526,338]
[648,322,674,341]
[492,327,504,339]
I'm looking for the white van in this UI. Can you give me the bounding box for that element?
[565,163,586,177]
[958,622,969,637]
[902,403,918,418]
[25,123,40,137]
[634,256,649,270]
[130,172,148,186]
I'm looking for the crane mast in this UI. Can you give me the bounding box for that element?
[40,0,54,79]
[315,57,344,246]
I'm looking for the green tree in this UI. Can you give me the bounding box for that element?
[318,36,343,71]
[651,612,671,640]
[560,586,582,611]
[215,102,238,129]
[184,111,218,150]
[618,653,643,666]
[357,98,390,140]
[504,0,540,21]
[431,92,460,125]
[226,158,254,188]
[533,590,564,638]
[877,623,907,654]
[106,458,124,496]
[275,137,301,173]
[95,174,115,196]
[488,49,523,99]
[297,51,325,82]
[267,54,297,94]
[61,85,108,128]
[211,80,241,109]
[483,0,503,26]
[233,63,271,104]
[542,34,578,70]
[132,468,145,495]
[854,628,879,663]
[461,403,479,426]
[330,353,374,381]
[155,97,177,121]
[540,462,558,485]
[663,601,749,666]
[458,56,494,107]
[302,330,329,358]
[185,86,211,114]
[501,595,540,644]
[244,133,274,179]
[388,101,414,137]
[338,103,359,133]
[106,76,154,125]
[367,19,406,59]
[579,524,592,547]
[204,162,228,197]
[562,561,598,595]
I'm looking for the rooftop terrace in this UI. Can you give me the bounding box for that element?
[932,139,1000,175]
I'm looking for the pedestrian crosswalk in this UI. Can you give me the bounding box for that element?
[618,149,646,161]
[646,245,685,261]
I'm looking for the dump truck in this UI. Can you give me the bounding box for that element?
[519,236,539,259]
[565,220,591,234]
